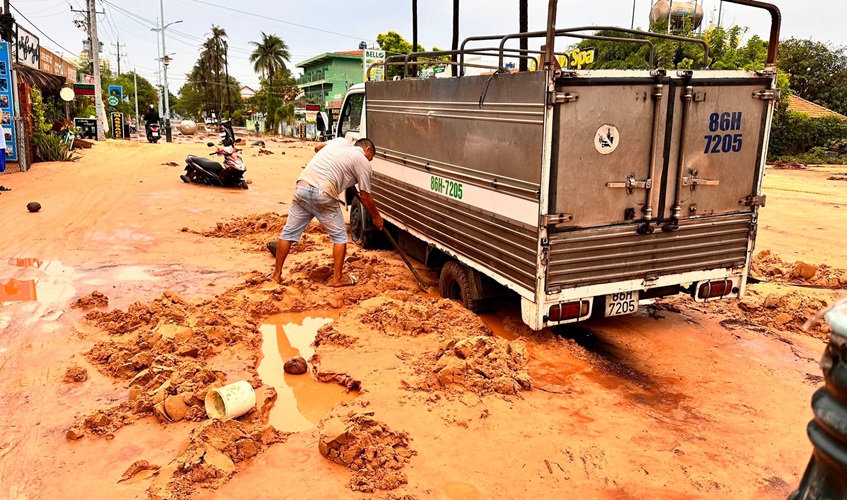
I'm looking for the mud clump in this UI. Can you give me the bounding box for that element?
[430,336,531,395]
[71,291,109,310]
[753,250,847,289]
[356,291,492,338]
[283,356,308,375]
[318,412,415,493]
[149,418,284,500]
[63,365,89,383]
[69,287,267,439]
[771,160,807,170]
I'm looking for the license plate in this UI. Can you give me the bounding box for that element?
[152,132,159,136]
[605,291,639,317]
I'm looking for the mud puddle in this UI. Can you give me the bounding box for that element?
[258,310,358,432]
[1,259,75,305]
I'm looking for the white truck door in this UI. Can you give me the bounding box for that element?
[337,89,365,141]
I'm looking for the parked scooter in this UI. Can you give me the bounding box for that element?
[180,120,247,189]
[146,122,161,143]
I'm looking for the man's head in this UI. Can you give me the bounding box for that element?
[355,138,375,161]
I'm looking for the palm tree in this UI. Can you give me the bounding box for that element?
[519,0,528,71]
[248,32,291,89]
[203,25,228,115]
[451,0,459,66]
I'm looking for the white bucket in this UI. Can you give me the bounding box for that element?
[205,381,256,420]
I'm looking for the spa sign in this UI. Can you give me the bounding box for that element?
[16,26,40,70]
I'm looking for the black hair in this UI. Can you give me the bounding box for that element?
[354,138,375,152]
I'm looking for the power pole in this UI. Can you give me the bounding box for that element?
[133,69,139,136]
[112,40,124,75]
[88,0,106,140]
[159,0,172,142]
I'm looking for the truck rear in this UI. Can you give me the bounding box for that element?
[336,0,782,331]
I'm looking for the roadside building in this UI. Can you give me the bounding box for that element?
[239,85,256,101]
[296,50,363,109]
[787,95,847,121]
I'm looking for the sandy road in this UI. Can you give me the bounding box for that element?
[0,138,841,499]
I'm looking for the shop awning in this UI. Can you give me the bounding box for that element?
[13,63,67,96]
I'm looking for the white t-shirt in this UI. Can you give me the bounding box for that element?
[298,138,372,200]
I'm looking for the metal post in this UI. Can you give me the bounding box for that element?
[133,70,139,137]
[159,0,171,143]
[88,0,106,140]
[631,0,637,29]
[155,18,162,119]
[668,0,674,33]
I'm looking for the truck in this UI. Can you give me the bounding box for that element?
[334,0,783,331]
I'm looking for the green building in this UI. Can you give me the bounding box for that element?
[297,50,364,109]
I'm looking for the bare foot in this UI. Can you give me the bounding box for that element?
[327,274,358,287]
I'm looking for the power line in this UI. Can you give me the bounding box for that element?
[9,5,76,55]
[187,0,375,43]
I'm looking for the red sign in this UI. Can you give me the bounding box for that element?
[305,104,321,111]
[73,84,95,96]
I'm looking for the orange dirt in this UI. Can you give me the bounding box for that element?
[0,141,843,498]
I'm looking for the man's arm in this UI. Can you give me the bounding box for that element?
[314,142,328,153]
[358,191,383,230]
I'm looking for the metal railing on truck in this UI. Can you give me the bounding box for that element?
[365,0,780,80]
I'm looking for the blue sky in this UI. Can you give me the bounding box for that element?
[9,0,840,91]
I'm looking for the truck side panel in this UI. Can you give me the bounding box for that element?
[365,72,549,296]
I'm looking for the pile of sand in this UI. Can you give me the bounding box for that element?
[753,250,847,289]
[318,412,415,493]
[674,290,832,341]
[63,365,88,383]
[71,291,109,310]
[149,417,284,500]
[68,289,268,439]
[355,291,492,338]
[429,336,532,395]
[771,160,808,170]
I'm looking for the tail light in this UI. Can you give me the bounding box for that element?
[697,280,733,299]
[547,300,590,322]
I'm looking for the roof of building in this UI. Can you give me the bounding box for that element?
[239,85,256,94]
[787,95,847,120]
[297,51,363,69]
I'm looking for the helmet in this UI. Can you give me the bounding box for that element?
[149,104,154,109]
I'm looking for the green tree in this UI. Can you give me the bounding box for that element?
[377,31,428,79]
[203,25,229,116]
[778,38,847,115]
[249,32,291,89]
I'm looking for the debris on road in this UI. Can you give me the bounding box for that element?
[318,412,415,492]
[283,356,308,375]
[26,202,41,212]
[71,291,109,310]
[63,365,89,383]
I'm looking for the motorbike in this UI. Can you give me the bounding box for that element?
[180,120,248,189]
[146,121,161,143]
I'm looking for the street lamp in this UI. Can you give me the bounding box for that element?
[151,12,182,142]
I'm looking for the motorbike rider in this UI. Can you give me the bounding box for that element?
[143,105,160,128]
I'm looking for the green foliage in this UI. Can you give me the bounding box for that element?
[31,87,49,134]
[32,132,78,162]
[377,31,443,79]
[249,32,291,86]
[767,111,847,161]
[576,23,767,71]
[100,69,158,119]
[778,38,847,116]
[230,109,243,126]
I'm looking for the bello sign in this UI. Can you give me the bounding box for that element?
[364,49,385,82]
[16,26,40,69]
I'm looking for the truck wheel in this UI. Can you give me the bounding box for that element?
[439,261,491,312]
[350,197,380,249]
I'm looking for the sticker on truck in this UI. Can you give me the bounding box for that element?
[704,111,743,154]
[430,175,463,200]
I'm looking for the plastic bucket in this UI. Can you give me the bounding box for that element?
[205,381,256,420]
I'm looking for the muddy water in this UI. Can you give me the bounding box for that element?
[1,259,76,305]
[257,310,358,432]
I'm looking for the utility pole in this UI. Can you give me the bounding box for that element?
[112,40,124,75]
[133,69,139,136]
[159,0,175,143]
[154,17,162,119]
[88,0,105,140]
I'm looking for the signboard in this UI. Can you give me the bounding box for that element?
[305,103,320,124]
[364,49,385,82]
[111,113,124,139]
[80,73,95,84]
[15,26,40,69]
[107,96,119,107]
[108,85,123,102]
[532,47,596,70]
[74,83,95,96]
[74,118,97,139]
[0,42,17,161]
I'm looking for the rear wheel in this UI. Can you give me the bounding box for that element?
[350,198,380,249]
[439,261,493,312]
[238,180,249,189]
[180,174,190,183]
